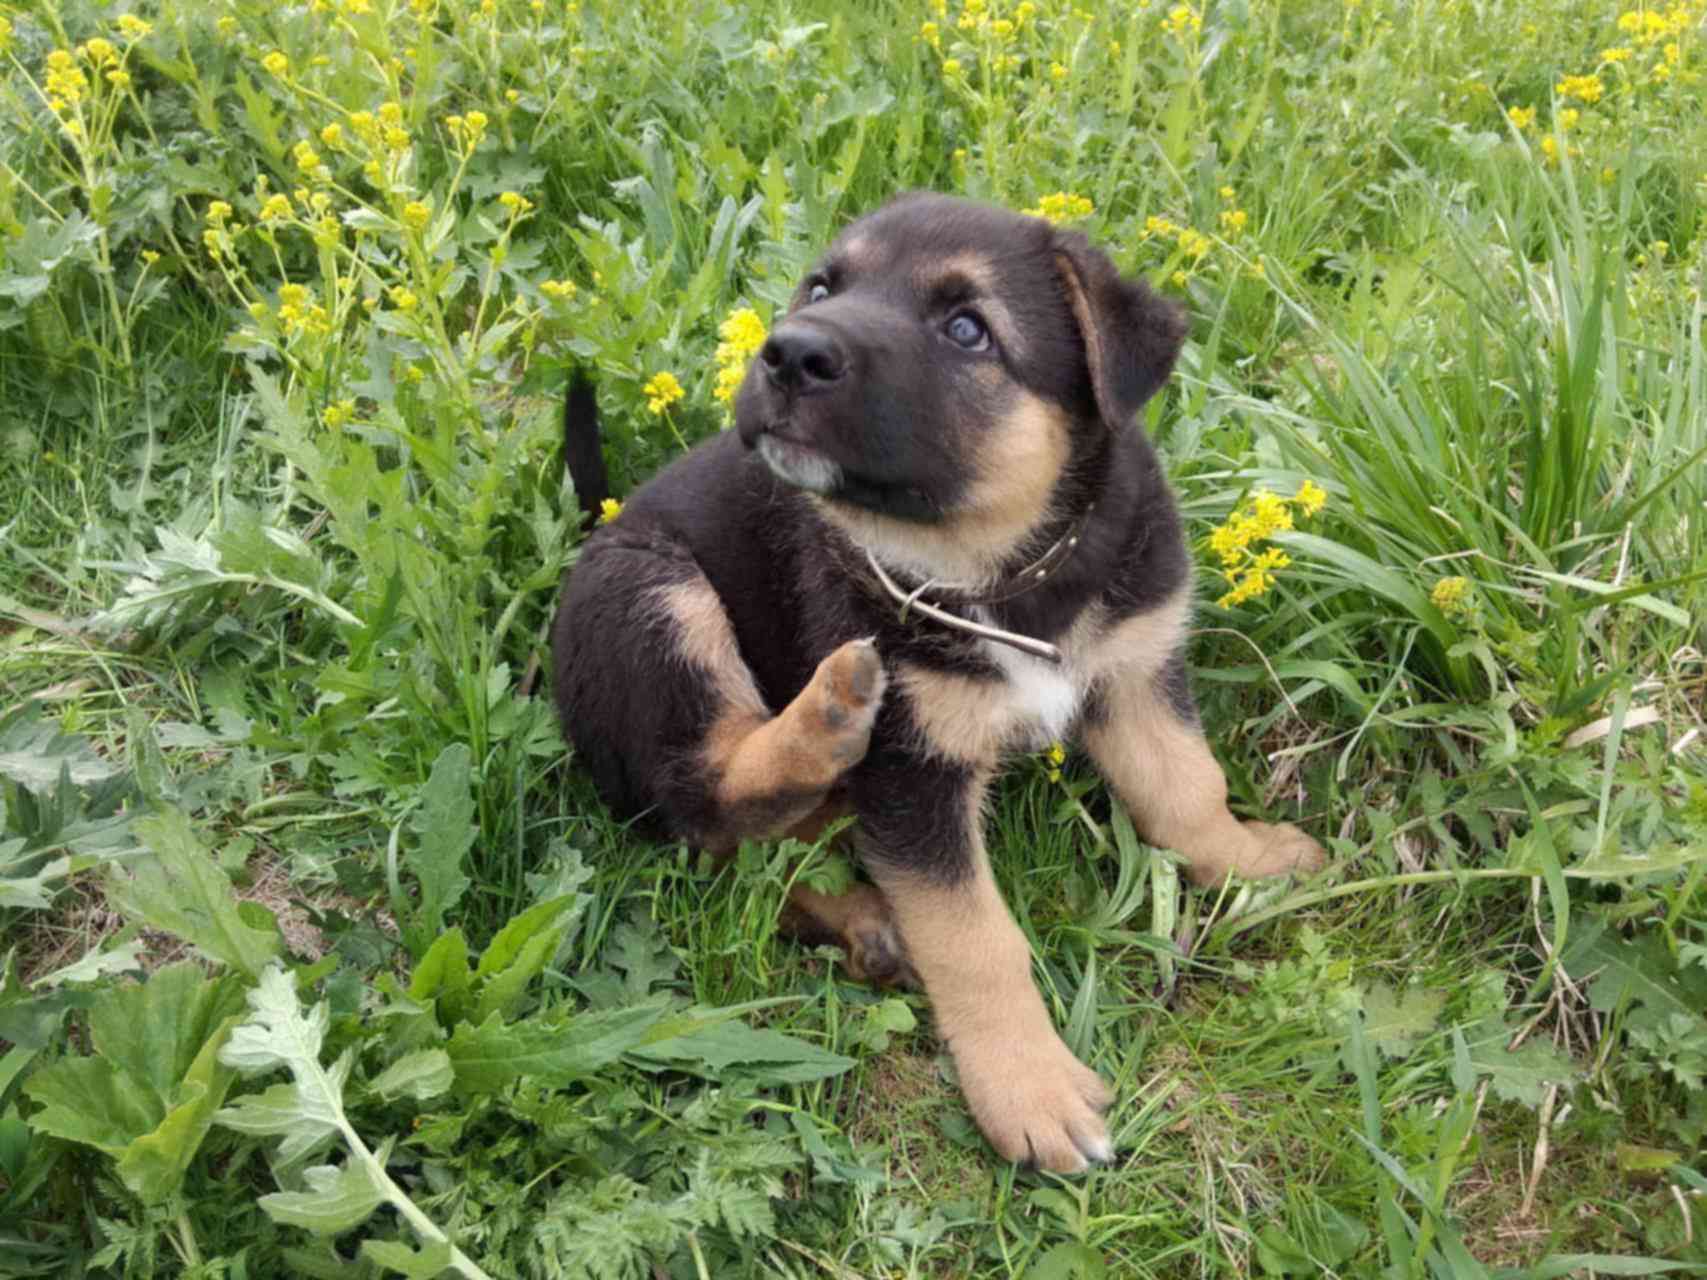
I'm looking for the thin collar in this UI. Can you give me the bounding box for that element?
[861,505,1094,665]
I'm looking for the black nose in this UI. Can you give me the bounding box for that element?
[760,323,847,393]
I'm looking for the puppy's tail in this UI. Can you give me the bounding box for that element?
[562,369,611,528]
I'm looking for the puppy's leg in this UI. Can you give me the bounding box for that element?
[1083,649,1324,885]
[555,540,883,846]
[781,882,916,987]
[854,763,1113,1173]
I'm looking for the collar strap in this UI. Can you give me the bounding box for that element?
[859,505,1096,664]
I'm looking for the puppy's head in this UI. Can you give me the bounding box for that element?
[734,193,1186,580]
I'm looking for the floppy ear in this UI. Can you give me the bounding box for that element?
[1054,231,1188,430]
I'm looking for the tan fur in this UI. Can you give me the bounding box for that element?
[653,580,886,846]
[865,776,1112,1172]
[1055,250,1115,425]
[781,882,913,986]
[1082,660,1324,884]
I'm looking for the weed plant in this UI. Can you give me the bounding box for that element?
[2,0,1705,1276]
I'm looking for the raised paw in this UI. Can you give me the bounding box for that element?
[952,1025,1114,1174]
[804,638,887,767]
[846,916,919,989]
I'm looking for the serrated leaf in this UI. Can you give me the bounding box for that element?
[445,1002,668,1093]
[360,1239,456,1278]
[214,1081,339,1168]
[1359,981,1446,1060]
[108,809,281,979]
[630,1014,856,1085]
[368,1050,452,1103]
[258,1153,387,1234]
[403,745,474,954]
[1464,1016,1577,1107]
[1562,924,1707,1024]
[475,895,579,983]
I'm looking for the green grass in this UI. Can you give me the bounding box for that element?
[3,0,1707,1275]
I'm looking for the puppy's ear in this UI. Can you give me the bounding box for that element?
[1054,231,1188,430]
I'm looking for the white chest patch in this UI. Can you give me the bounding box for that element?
[984,639,1083,749]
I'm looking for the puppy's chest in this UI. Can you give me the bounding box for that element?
[982,641,1085,750]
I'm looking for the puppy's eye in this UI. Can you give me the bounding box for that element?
[944,311,990,351]
[806,280,831,304]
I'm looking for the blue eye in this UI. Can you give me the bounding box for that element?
[945,311,989,350]
[806,280,831,303]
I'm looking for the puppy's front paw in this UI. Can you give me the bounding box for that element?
[807,638,887,767]
[1236,820,1325,878]
[953,1028,1114,1174]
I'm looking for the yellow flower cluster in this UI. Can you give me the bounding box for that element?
[1208,481,1326,608]
[540,279,579,302]
[1555,73,1605,103]
[713,308,767,405]
[1161,4,1202,38]
[599,498,623,524]
[1430,576,1473,617]
[1025,192,1094,224]
[276,282,331,337]
[45,49,89,109]
[1617,5,1694,42]
[643,371,685,415]
[1042,740,1066,784]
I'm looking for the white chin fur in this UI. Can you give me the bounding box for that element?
[757,434,843,494]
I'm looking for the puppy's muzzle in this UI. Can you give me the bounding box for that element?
[760,322,848,396]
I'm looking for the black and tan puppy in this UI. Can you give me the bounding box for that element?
[552,193,1323,1173]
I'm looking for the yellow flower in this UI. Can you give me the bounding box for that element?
[1430,575,1472,616]
[206,200,234,225]
[1507,105,1535,130]
[81,37,117,66]
[599,497,622,523]
[1219,184,1236,201]
[1555,73,1604,104]
[1025,192,1094,224]
[263,50,290,78]
[1143,214,1178,239]
[141,250,160,265]
[321,122,344,147]
[388,286,419,311]
[45,49,90,107]
[216,16,238,36]
[1601,46,1633,64]
[1558,107,1580,129]
[1540,135,1559,164]
[321,398,357,429]
[643,371,685,415]
[941,58,963,76]
[379,101,404,127]
[919,20,941,47]
[1043,740,1066,784]
[1161,4,1202,37]
[1219,208,1248,236]
[117,14,154,39]
[401,200,431,231]
[540,279,579,301]
[1050,60,1068,80]
[106,68,132,90]
[498,191,534,215]
[713,307,768,406]
[1208,486,1321,608]
[1294,479,1327,516]
[1177,228,1212,258]
[293,140,322,173]
[260,193,293,221]
[385,126,410,151]
[991,18,1015,39]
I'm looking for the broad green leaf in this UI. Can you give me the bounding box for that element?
[1360,981,1446,1060]
[445,1002,669,1093]
[1562,923,1707,1023]
[408,928,472,1026]
[108,810,281,980]
[630,1014,856,1085]
[1464,1016,1577,1107]
[115,1023,237,1203]
[221,965,330,1076]
[474,895,581,983]
[369,1050,453,1103]
[30,940,146,989]
[403,744,474,953]
[473,924,567,1026]
[258,1152,387,1234]
[22,964,242,1203]
[361,1240,456,1279]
